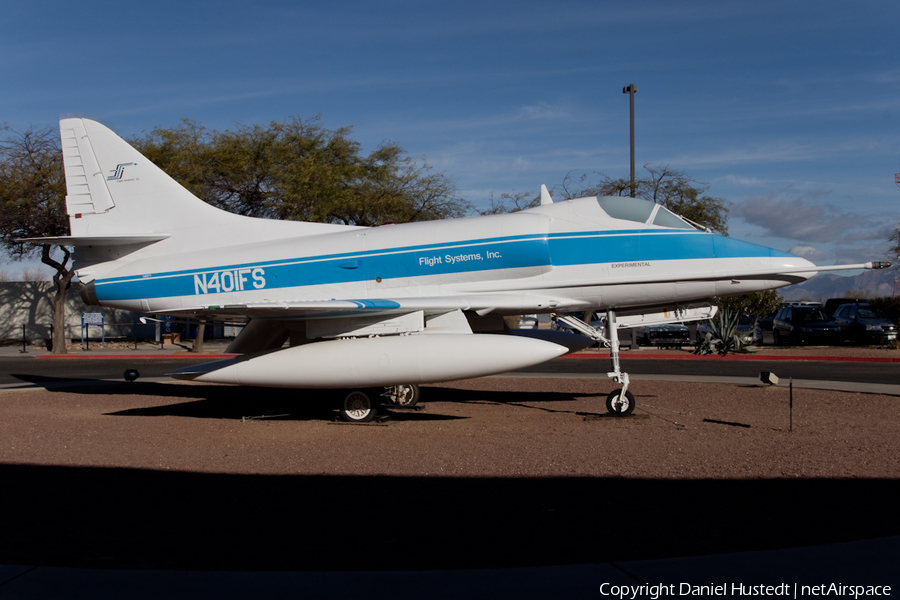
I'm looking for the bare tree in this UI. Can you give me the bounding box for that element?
[0,125,73,353]
[888,228,900,267]
[477,190,539,215]
[561,164,730,235]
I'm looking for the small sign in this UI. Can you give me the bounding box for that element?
[81,312,105,348]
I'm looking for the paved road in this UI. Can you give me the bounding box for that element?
[0,355,213,387]
[1,352,898,387]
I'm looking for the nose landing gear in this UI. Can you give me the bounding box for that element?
[554,309,634,416]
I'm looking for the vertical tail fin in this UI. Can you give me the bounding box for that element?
[60,119,116,226]
[57,118,356,275]
[60,118,228,238]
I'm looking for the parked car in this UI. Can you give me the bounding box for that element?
[831,303,898,345]
[635,323,690,347]
[757,303,822,345]
[823,297,867,318]
[753,312,777,344]
[771,305,840,345]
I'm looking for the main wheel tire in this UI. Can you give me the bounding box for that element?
[340,390,377,423]
[386,384,420,407]
[606,389,636,416]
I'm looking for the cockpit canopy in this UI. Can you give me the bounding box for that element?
[595,196,696,230]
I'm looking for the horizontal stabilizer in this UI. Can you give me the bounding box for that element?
[17,234,170,247]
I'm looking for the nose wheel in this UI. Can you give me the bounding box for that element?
[606,389,635,416]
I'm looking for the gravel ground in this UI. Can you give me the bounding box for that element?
[0,376,898,571]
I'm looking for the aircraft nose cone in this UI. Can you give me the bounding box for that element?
[789,255,817,268]
[778,254,818,281]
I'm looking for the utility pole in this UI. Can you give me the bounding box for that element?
[623,84,637,197]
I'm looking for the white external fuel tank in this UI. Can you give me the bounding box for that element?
[170,334,568,388]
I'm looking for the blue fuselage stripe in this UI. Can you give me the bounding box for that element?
[94,229,790,301]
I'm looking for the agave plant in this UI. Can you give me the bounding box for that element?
[694,308,744,355]
[694,291,781,356]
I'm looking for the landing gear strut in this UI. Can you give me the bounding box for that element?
[604,310,634,416]
[383,383,420,407]
[555,309,634,416]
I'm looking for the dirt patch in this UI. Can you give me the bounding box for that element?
[0,378,897,570]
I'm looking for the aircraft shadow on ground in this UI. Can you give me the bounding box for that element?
[417,386,607,404]
[0,462,897,574]
[9,375,608,421]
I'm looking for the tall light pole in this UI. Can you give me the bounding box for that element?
[623,84,637,197]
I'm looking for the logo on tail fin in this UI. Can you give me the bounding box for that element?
[107,162,137,180]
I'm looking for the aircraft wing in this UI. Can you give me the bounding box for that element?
[152,293,575,322]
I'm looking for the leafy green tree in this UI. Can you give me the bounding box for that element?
[718,290,782,319]
[131,116,470,226]
[0,124,72,353]
[131,119,213,203]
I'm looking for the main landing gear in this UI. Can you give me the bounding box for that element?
[555,309,635,416]
[383,384,420,407]
[339,390,378,423]
[337,384,422,423]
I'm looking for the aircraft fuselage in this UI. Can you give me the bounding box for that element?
[81,197,810,319]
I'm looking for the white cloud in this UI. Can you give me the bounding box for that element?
[515,102,572,121]
[788,245,828,261]
[873,69,900,84]
[732,193,884,243]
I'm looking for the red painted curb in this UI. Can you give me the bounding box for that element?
[35,354,237,360]
[563,352,900,363]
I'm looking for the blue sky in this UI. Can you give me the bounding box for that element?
[3,0,900,277]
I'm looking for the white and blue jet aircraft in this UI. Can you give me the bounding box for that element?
[33,118,889,421]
